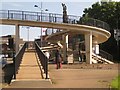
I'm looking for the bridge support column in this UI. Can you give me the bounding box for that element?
[62,34,68,63]
[85,32,92,64]
[15,24,20,53]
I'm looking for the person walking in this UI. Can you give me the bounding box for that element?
[55,48,62,69]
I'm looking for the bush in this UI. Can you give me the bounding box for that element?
[111,75,120,89]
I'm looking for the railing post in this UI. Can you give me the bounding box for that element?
[11,13,13,19]
[8,10,9,19]
[37,12,39,21]
[45,58,48,79]
[49,13,52,22]
[22,11,24,20]
[13,56,16,79]
[41,11,42,22]
[55,14,57,22]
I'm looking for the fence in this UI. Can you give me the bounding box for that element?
[14,42,27,79]
[2,42,26,84]
[99,49,113,62]
[35,42,48,79]
[0,10,110,32]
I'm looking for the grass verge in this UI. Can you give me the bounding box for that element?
[111,75,120,89]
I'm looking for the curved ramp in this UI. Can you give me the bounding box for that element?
[0,10,111,64]
[0,10,110,44]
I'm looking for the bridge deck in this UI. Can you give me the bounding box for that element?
[16,49,42,80]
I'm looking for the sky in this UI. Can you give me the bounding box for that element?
[0,0,120,41]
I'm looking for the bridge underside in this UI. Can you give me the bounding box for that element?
[0,18,111,64]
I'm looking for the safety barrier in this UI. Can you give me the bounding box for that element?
[0,10,110,32]
[35,42,48,79]
[99,49,113,62]
[2,42,26,84]
[13,42,27,79]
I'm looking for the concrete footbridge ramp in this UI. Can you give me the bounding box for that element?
[0,10,111,64]
[0,10,110,43]
[2,42,52,88]
[16,49,42,80]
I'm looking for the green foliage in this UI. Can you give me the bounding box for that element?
[83,1,120,29]
[82,1,120,61]
[111,75,120,89]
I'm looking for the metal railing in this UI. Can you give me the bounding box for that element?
[13,42,27,79]
[35,42,48,79]
[99,49,113,62]
[79,17,110,31]
[2,42,26,84]
[0,10,110,32]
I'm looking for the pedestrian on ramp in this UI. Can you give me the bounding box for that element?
[55,48,62,69]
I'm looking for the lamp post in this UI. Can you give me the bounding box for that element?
[34,2,48,47]
[26,26,30,42]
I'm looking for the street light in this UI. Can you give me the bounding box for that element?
[26,26,30,42]
[34,3,48,47]
[34,5,48,12]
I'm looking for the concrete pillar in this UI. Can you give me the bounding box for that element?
[15,24,20,53]
[62,34,68,62]
[85,32,92,64]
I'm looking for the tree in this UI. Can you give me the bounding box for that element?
[81,1,120,61]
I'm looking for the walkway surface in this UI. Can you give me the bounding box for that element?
[16,50,42,80]
[3,57,118,89]
[6,49,52,88]
[48,64,118,88]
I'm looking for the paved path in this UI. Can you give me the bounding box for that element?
[16,50,42,80]
[3,55,118,89]
[6,49,52,88]
[49,64,118,88]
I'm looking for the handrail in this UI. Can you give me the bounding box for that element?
[2,42,26,84]
[0,10,110,32]
[92,53,114,64]
[79,17,110,31]
[13,42,27,79]
[35,42,48,79]
[99,49,113,62]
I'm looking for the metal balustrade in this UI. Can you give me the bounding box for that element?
[99,49,113,62]
[35,42,48,79]
[2,42,27,84]
[13,42,27,79]
[0,10,110,32]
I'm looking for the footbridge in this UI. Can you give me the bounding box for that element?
[0,10,111,64]
[2,42,51,88]
[1,10,114,87]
